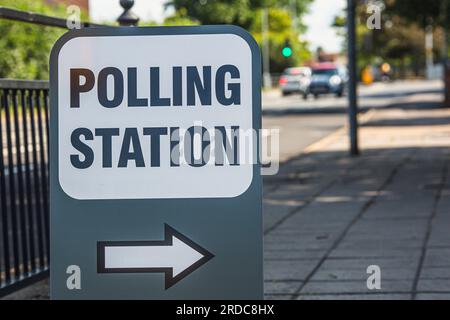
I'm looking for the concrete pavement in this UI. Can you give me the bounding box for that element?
[263,103,450,300]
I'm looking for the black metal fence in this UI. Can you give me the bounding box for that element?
[0,79,50,296]
[0,6,103,28]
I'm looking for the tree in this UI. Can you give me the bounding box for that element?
[165,0,254,28]
[333,1,444,78]
[161,8,199,26]
[166,0,313,72]
[385,0,449,29]
[0,0,86,80]
[250,8,311,72]
[385,0,449,61]
[167,0,312,28]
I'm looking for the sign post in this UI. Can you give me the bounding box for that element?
[50,26,262,299]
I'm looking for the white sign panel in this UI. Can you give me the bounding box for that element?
[57,33,253,199]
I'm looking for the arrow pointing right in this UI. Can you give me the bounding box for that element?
[97,224,214,289]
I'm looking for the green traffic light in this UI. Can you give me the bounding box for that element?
[282,47,292,57]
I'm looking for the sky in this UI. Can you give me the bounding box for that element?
[89,0,346,53]
[303,0,347,53]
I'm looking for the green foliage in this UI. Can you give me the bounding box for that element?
[0,0,313,79]
[384,0,450,61]
[166,0,255,28]
[0,0,74,79]
[385,0,450,29]
[166,0,313,72]
[250,8,311,72]
[159,8,199,26]
[333,1,444,78]
[167,0,312,27]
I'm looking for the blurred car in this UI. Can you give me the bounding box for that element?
[307,63,348,99]
[279,67,311,96]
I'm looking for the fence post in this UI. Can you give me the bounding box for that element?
[117,0,139,26]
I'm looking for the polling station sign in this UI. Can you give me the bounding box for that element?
[50,26,262,299]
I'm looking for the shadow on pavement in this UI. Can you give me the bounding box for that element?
[363,116,450,127]
[263,146,450,299]
[358,88,443,99]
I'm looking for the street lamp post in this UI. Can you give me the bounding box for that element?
[117,0,139,26]
[347,0,359,156]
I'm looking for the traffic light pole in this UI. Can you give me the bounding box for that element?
[347,0,359,156]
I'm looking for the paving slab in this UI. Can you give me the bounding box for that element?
[415,293,450,300]
[296,293,411,300]
[300,279,413,294]
[263,104,450,300]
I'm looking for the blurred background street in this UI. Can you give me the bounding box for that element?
[263,80,443,114]
[1,0,450,300]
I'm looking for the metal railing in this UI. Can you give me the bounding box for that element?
[0,7,104,28]
[0,79,50,296]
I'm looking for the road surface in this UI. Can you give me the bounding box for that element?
[262,80,443,163]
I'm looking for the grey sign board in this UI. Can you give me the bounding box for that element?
[50,26,262,299]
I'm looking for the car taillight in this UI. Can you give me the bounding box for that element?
[279,76,287,85]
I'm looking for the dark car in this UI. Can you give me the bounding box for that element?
[306,63,347,99]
